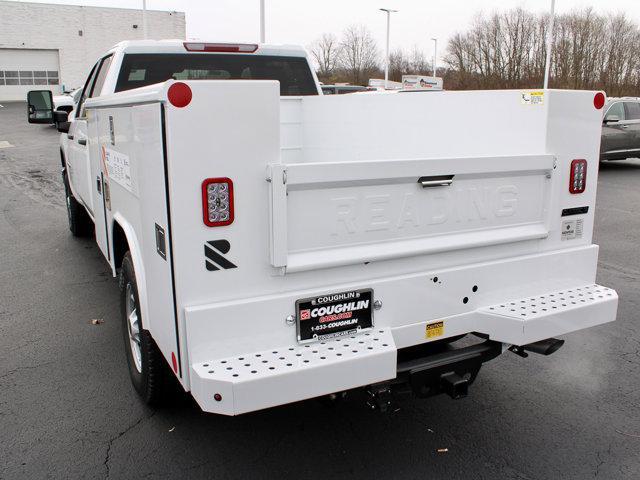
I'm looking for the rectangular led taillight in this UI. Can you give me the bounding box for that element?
[202,178,234,227]
[569,159,587,194]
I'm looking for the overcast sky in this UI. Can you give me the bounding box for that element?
[15,0,640,59]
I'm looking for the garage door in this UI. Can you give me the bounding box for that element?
[0,49,60,102]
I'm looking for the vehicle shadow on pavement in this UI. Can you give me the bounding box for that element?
[130,390,502,479]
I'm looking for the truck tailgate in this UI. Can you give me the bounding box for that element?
[269,154,553,272]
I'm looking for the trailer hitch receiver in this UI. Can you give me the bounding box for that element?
[397,339,502,400]
[440,372,470,399]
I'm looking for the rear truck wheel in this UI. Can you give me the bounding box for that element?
[120,252,177,405]
[62,172,92,237]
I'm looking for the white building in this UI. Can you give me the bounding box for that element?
[0,1,185,101]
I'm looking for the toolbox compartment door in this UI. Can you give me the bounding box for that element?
[269,154,554,273]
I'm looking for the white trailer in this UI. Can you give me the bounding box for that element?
[27,41,618,415]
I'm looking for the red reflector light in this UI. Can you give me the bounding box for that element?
[183,42,258,53]
[202,178,234,227]
[167,82,192,108]
[594,92,605,110]
[171,352,178,373]
[569,159,587,194]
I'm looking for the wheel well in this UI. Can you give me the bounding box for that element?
[60,149,66,169]
[112,221,129,269]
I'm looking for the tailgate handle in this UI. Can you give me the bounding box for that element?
[418,175,454,188]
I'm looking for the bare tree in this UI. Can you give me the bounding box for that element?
[409,45,430,75]
[309,33,341,81]
[309,7,640,95]
[389,48,410,81]
[338,24,380,85]
[443,7,640,95]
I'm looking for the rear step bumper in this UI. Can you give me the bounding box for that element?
[190,329,397,415]
[189,284,617,415]
[476,284,618,345]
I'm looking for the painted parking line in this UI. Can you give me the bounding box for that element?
[0,141,15,148]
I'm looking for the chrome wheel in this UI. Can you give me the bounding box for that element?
[125,282,142,373]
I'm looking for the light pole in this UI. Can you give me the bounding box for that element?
[431,37,438,78]
[543,0,556,89]
[380,8,398,90]
[142,0,148,39]
[260,0,265,43]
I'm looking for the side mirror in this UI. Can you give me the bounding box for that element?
[27,90,54,124]
[54,110,70,133]
[604,115,620,124]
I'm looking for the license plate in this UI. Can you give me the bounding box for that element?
[296,289,374,343]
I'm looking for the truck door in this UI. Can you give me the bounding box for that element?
[67,62,99,215]
[83,54,114,260]
[623,101,640,157]
[67,55,113,220]
[602,101,631,159]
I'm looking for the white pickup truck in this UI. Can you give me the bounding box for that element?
[27,40,618,415]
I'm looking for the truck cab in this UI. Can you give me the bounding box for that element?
[47,41,320,227]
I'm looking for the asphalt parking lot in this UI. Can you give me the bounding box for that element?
[1,100,639,480]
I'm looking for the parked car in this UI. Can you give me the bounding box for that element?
[601,97,640,161]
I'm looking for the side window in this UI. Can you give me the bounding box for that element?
[76,54,113,118]
[90,55,113,99]
[624,102,640,121]
[76,62,99,118]
[604,102,625,122]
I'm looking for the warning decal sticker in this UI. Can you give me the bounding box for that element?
[426,321,445,339]
[561,219,584,241]
[102,146,136,195]
[521,91,545,106]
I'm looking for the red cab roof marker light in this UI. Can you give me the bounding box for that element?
[183,42,258,53]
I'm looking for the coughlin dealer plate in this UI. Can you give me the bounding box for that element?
[296,289,374,343]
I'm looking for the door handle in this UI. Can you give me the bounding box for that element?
[77,138,87,146]
[621,124,629,129]
[418,175,455,188]
[67,134,74,140]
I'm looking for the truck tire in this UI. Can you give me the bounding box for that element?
[120,252,176,405]
[63,172,92,237]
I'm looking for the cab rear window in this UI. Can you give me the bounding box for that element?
[115,53,318,96]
